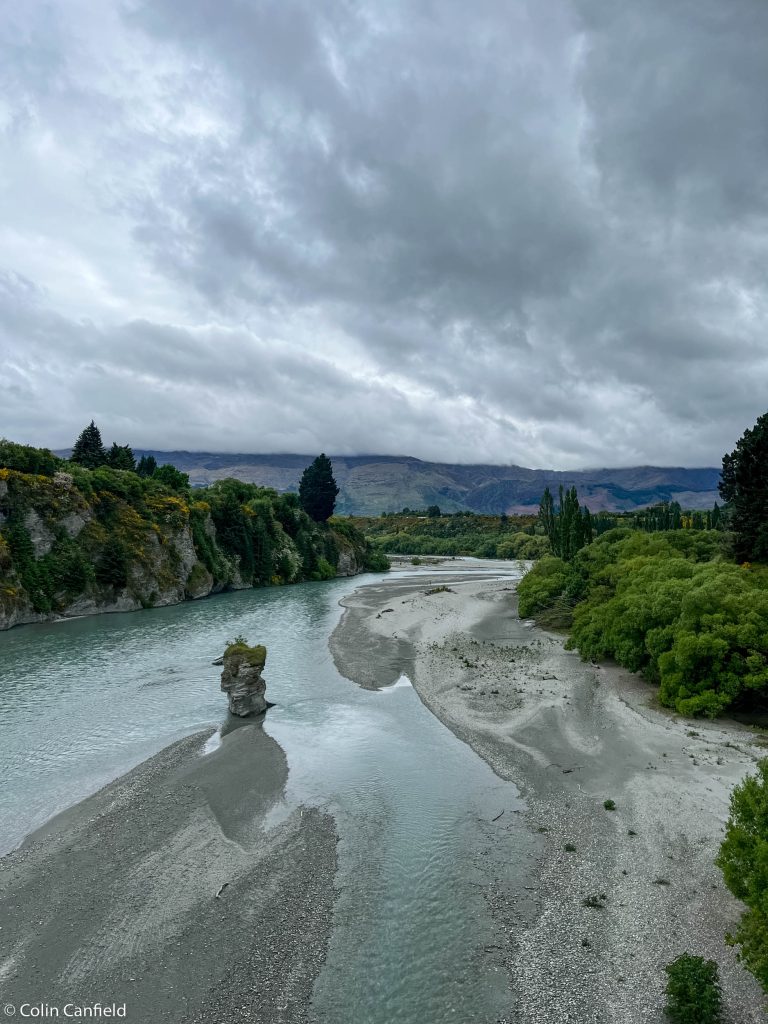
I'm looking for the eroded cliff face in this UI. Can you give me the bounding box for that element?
[0,469,368,631]
[0,471,219,630]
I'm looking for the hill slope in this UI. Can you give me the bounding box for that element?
[119,452,721,515]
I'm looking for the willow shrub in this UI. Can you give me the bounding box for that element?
[519,529,768,716]
[517,555,578,619]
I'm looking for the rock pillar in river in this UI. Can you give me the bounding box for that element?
[220,641,268,717]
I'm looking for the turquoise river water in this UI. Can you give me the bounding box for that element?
[0,565,530,1023]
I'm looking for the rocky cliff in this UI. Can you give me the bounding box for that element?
[0,462,383,631]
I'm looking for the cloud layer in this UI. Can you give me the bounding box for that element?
[2,0,767,467]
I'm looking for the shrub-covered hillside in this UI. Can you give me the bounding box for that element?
[0,439,386,630]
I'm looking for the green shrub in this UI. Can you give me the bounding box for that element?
[517,556,577,618]
[716,759,768,990]
[364,549,390,572]
[312,557,336,581]
[152,463,190,491]
[0,440,60,476]
[353,511,542,560]
[519,527,768,717]
[224,640,266,669]
[498,533,549,560]
[663,954,723,1024]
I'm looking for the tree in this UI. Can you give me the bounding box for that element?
[298,454,339,522]
[153,463,189,491]
[720,412,768,562]
[538,485,591,561]
[427,505,441,518]
[71,421,106,469]
[136,454,158,478]
[539,487,556,553]
[106,443,136,472]
[716,758,768,990]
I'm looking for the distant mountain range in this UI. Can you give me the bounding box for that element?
[121,451,721,516]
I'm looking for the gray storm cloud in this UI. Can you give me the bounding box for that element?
[1,0,766,467]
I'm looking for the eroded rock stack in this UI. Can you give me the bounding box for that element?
[220,641,268,717]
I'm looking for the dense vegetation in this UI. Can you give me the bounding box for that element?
[353,509,547,559]
[0,433,386,625]
[356,497,725,564]
[518,529,768,717]
[518,411,768,719]
[582,500,724,537]
[716,759,768,991]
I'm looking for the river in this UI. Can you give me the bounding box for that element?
[0,564,528,1023]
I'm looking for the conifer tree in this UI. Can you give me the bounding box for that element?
[106,443,135,472]
[298,454,339,522]
[720,411,768,561]
[136,454,158,478]
[71,420,106,469]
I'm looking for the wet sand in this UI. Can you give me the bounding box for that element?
[0,722,337,1024]
[331,564,768,1024]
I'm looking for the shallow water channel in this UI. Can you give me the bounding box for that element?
[0,564,529,1023]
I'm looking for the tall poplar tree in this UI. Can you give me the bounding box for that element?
[538,485,591,561]
[539,487,557,553]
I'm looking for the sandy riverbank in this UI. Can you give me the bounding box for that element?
[331,564,767,1024]
[0,722,337,1024]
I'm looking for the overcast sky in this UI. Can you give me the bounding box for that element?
[1,1,767,468]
